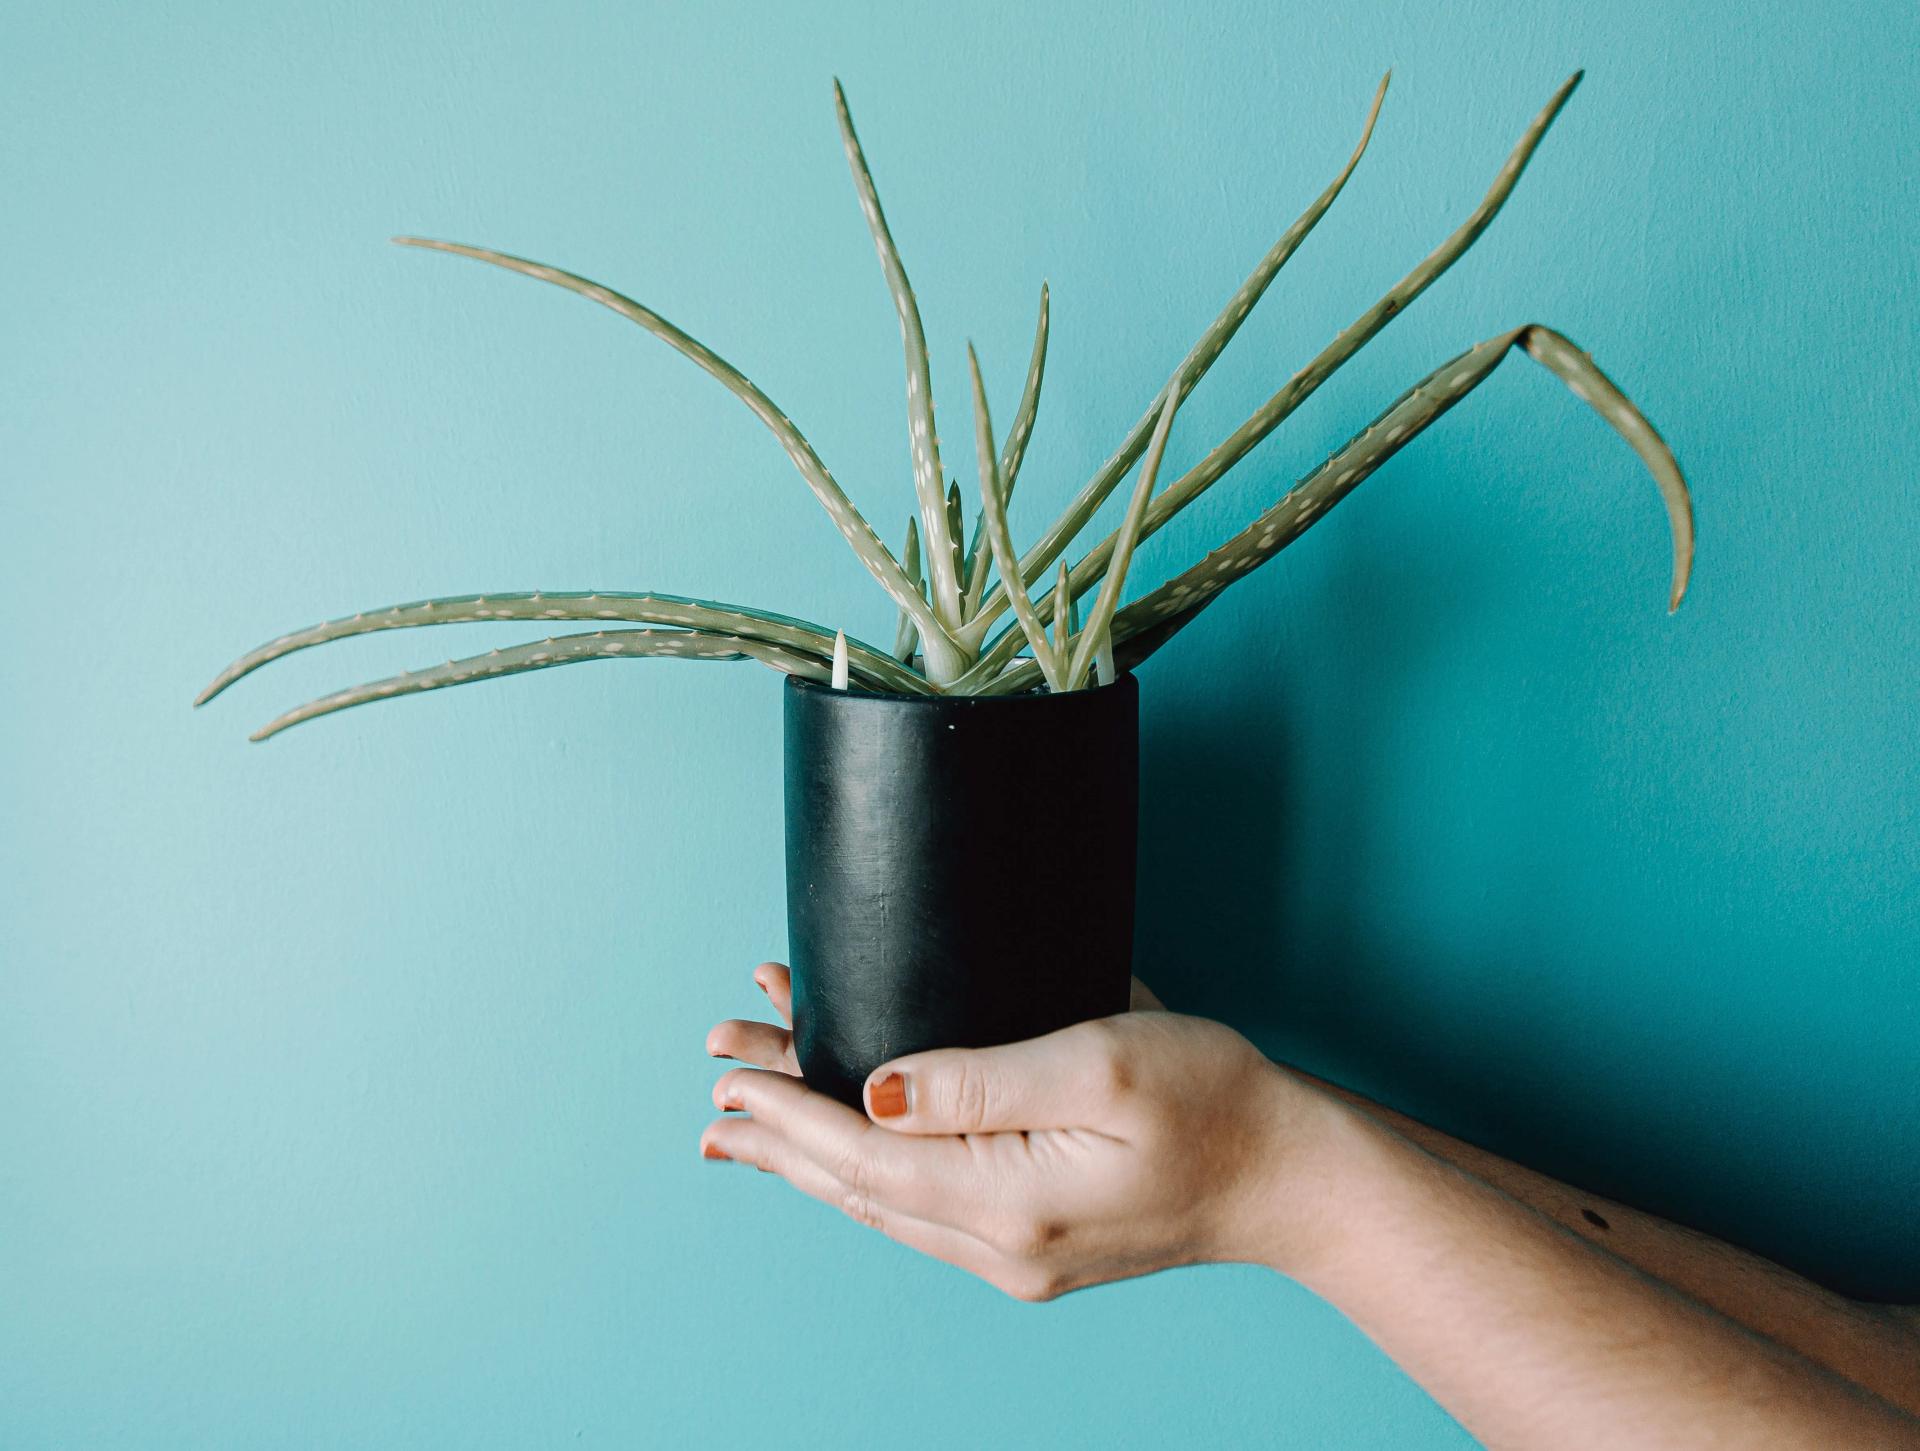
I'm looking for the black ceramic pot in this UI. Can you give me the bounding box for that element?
[783,673,1139,1107]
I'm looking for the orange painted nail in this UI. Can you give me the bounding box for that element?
[702,1142,731,1162]
[868,1073,909,1119]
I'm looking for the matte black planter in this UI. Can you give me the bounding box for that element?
[784,673,1139,1107]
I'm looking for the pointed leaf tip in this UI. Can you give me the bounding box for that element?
[831,630,850,690]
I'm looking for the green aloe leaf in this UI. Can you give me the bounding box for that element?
[968,344,1062,691]
[958,71,1584,686]
[830,630,850,689]
[1519,328,1694,612]
[833,80,963,630]
[944,480,966,600]
[1094,626,1118,687]
[1066,385,1178,688]
[960,70,1392,652]
[1051,560,1073,664]
[1112,324,1694,661]
[1064,73,1587,610]
[196,589,932,701]
[892,518,923,663]
[998,281,1051,501]
[391,235,966,682]
[250,629,827,742]
[964,282,1051,618]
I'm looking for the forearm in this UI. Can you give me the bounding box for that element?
[1268,1086,1920,1450]
[1302,1071,1920,1415]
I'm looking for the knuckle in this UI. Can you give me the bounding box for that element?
[990,1211,1067,1262]
[837,1185,884,1232]
[945,1058,992,1131]
[829,1139,873,1198]
[1001,1267,1067,1304]
[1083,1023,1135,1102]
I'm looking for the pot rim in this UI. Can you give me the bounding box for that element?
[785,671,1136,708]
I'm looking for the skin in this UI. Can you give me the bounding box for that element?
[702,965,1920,1450]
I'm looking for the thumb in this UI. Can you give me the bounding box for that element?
[862,1019,1122,1134]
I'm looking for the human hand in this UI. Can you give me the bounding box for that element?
[701,963,1355,1301]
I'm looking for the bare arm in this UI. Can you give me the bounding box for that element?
[1282,1100,1916,1448]
[1305,1072,1920,1417]
[704,966,1920,1449]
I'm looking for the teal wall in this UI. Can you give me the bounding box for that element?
[4,0,1915,1445]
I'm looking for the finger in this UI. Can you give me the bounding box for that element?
[700,1116,1007,1283]
[706,1018,800,1075]
[1129,977,1164,1012]
[713,1066,980,1229]
[752,961,793,1027]
[862,1018,1127,1136]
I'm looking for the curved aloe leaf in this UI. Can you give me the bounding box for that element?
[196,589,931,701]
[959,70,1584,685]
[391,235,966,681]
[1519,328,1694,611]
[833,79,963,630]
[1066,385,1178,688]
[1111,324,1693,660]
[968,345,1062,690]
[250,629,827,742]
[960,70,1392,651]
[964,281,1051,617]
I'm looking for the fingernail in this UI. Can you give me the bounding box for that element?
[702,1142,731,1162]
[867,1073,909,1119]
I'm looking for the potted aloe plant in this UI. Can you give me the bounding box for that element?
[200,72,1694,1105]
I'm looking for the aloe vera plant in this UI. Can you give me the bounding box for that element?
[198,71,1694,740]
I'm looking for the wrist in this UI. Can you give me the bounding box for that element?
[1227,1063,1395,1280]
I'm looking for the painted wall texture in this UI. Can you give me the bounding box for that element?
[3,0,1914,1445]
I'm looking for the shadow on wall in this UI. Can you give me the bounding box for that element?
[1130,501,1915,1306]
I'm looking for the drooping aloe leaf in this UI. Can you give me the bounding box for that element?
[964,281,1051,618]
[196,589,931,701]
[1518,328,1694,612]
[391,235,966,681]
[892,517,923,663]
[1109,323,1693,662]
[250,629,827,742]
[959,70,1392,652]
[832,80,963,630]
[1066,385,1178,688]
[968,344,1062,691]
[957,71,1584,685]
